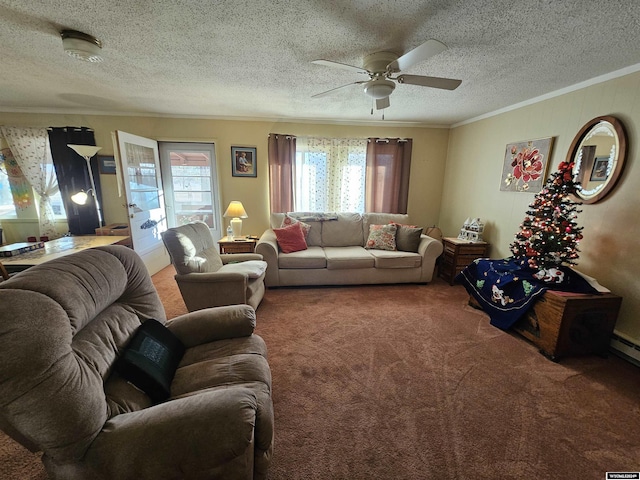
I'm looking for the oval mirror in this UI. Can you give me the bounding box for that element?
[567,115,627,204]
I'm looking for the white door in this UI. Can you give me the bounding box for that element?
[158,142,223,242]
[113,131,169,275]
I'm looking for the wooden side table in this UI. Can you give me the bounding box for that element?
[439,237,490,285]
[513,290,622,361]
[218,236,257,254]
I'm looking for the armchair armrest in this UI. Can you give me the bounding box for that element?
[166,304,256,347]
[221,253,263,264]
[80,388,260,479]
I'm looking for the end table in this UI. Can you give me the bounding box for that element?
[218,236,257,254]
[439,237,490,285]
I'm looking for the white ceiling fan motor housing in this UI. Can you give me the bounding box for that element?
[362,51,399,99]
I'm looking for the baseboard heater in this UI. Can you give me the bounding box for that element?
[610,331,640,367]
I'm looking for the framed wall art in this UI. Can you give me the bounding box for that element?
[590,156,609,181]
[231,146,257,177]
[98,155,117,174]
[500,137,554,193]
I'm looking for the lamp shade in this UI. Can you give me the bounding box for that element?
[67,144,102,159]
[223,201,248,218]
[363,79,395,99]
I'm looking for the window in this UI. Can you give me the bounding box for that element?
[0,151,16,218]
[295,137,367,213]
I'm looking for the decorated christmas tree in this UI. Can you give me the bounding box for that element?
[510,161,584,275]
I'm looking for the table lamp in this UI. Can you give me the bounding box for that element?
[223,201,248,237]
[68,144,103,225]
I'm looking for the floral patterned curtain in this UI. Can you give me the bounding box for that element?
[295,137,367,212]
[0,126,60,239]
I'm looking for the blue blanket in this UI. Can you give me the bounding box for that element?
[456,257,599,330]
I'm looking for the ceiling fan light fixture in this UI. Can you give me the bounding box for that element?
[363,79,395,99]
[61,29,103,63]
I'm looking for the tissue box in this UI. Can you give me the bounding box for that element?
[95,224,130,237]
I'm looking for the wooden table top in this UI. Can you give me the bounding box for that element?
[1,236,130,267]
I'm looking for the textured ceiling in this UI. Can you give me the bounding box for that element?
[1,0,640,126]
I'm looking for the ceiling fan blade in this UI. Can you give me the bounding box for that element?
[397,74,462,90]
[376,97,390,110]
[311,59,369,75]
[387,39,448,72]
[311,81,366,98]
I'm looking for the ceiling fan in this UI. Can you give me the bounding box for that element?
[311,39,461,111]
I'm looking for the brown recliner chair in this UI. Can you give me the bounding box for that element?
[0,245,273,479]
[161,221,267,312]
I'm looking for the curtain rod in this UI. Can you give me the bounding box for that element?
[369,138,410,143]
[46,127,95,132]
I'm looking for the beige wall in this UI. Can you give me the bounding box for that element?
[440,71,640,342]
[0,113,449,241]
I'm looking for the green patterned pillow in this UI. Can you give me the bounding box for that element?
[365,224,397,251]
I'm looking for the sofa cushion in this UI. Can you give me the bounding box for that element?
[116,319,185,403]
[322,212,363,247]
[368,249,423,269]
[274,222,308,253]
[218,260,268,278]
[281,214,311,239]
[278,246,327,269]
[362,213,410,241]
[365,224,397,251]
[395,225,423,252]
[271,213,322,246]
[324,246,375,270]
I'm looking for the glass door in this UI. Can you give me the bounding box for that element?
[158,142,222,242]
[113,131,168,274]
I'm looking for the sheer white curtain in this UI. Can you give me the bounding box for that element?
[0,126,60,239]
[295,137,367,212]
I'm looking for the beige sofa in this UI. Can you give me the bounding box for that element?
[256,212,443,287]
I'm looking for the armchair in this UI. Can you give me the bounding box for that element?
[161,221,267,312]
[0,245,273,480]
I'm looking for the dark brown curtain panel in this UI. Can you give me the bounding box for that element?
[268,133,296,213]
[365,138,412,213]
[48,127,102,235]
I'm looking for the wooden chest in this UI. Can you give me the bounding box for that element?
[513,290,622,361]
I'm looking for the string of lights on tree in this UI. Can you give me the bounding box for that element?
[510,161,584,272]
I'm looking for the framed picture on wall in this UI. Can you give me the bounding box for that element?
[231,146,257,177]
[98,155,117,174]
[590,156,609,181]
[500,137,554,193]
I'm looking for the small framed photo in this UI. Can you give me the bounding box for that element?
[98,155,117,174]
[231,146,257,177]
[590,156,609,181]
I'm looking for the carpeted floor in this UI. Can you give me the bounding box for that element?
[2,266,640,479]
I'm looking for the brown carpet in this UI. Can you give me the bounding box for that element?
[3,266,640,479]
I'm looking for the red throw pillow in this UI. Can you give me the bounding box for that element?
[274,222,308,253]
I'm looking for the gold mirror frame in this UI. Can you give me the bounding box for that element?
[567,115,627,204]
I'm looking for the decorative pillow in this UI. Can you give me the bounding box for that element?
[365,224,397,251]
[281,214,311,239]
[395,225,423,252]
[116,319,185,404]
[274,222,308,253]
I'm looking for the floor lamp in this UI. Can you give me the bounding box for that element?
[67,144,103,226]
